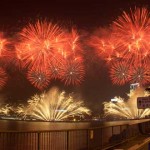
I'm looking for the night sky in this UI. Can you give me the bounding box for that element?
[0,0,149,114]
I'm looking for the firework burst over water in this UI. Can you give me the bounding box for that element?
[103,87,150,119]
[0,104,13,116]
[16,87,91,121]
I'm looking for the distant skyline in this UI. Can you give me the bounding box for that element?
[0,0,149,114]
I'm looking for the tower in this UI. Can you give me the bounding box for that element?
[130,83,140,91]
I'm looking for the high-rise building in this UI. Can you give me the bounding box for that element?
[130,83,140,91]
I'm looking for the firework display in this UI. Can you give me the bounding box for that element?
[0,7,149,90]
[10,87,91,121]
[112,7,150,65]
[90,7,150,85]
[0,6,149,125]
[0,20,86,90]
[104,87,150,119]
[15,20,85,89]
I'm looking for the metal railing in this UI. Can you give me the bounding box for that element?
[0,120,150,150]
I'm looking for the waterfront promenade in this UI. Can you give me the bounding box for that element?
[0,119,150,149]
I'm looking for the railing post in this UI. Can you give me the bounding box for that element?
[126,124,129,140]
[67,130,69,150]
[37,132,40,150]
[87,129,90,150]
[100,128,103,149]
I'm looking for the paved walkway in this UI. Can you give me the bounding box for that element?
[108,135,150,150]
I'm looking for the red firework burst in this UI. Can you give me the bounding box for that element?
[12,51,25,69]
[110,61,130,85]
[59,29,83,59]
[16,20,66,70]
[89,28,122,64]
[0,67,8,89]
[112,7,150,65]
[61,60,85,86]
[27,69,51,90]
[0,33,9,57]
[129,64,150,85]
[0,33,14,67]
[49,57,65,80]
